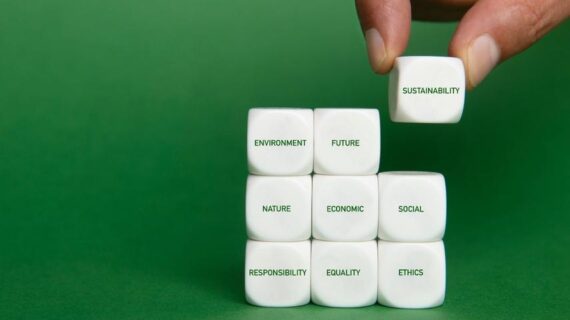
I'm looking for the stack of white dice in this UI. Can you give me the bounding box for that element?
[246,107,446,309]
[245,56,464,309]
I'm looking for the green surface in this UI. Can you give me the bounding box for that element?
[1,1,569,319]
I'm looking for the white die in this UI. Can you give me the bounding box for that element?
[311,240,377,307]
[378,172,446,242]
[247,108,313,175]
[389,56,465,123]
[314,108,380,175]
[245,240,311,307]
[246,175,311,242]
[378,241,446,309]
[312,175,378,241]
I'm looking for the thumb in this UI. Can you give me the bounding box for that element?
[355,0,411,74]
[449,0,570,89]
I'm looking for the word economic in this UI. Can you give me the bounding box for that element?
[327,205,365,213]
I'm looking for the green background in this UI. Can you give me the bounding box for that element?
[1,1,569,319]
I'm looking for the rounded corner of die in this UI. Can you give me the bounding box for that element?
[392,56,407,69]
[299,161,314,176]
[447,109,464,124]
[365,107,381,120]
[246,236,262,249]
[247,107,257,118]
[296,228,312,243]
[377,293,395,308]
[247,160,264,176]
[367,160,381,176]
[312,159,331,176]
[245,227,262,243]
[377,228,393,243]
[431,171,445,178]
[388,105,411,123]
[310,292,325,307]
[450,57,466,71]
[431,289,446,308]
[313,108,330,123]
[245,173,258,185]
[299,107,314,119]
[310,228,327,242]
[247,108,264,124]
[244,292,264,307]
[377,172,397,187]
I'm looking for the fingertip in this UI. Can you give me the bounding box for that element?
[448,38,471,89]
[451,35,501,90]
[365,29,385,73]
[449,20,501,89]
[357,0,411,75]
[468,34,501,89]
[365,28,392,74]
[449,0,568,89]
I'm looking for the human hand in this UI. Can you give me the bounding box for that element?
[356,0,569,89]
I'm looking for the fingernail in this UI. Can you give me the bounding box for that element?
[365,28,386,73]
[466,34,500,88]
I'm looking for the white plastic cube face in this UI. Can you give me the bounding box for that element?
[246,175,311,242]
[245,240,311,307]
[314,108,380,175]
[247,108,313,175]
[378,172,446,242]
[389,57,465,123]
[378,241,446,309]
[311,240,377,307]
[312,175,378,241]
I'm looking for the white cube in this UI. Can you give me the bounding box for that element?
[246,175,311,241]
[314,108,380,175]
[378,241,446,309]
[247,108,313,175]
[312,175,378,241]
[378,172,446,242]
[245,240,311,307]
[311,240,377,307]
[389,56,465,123]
